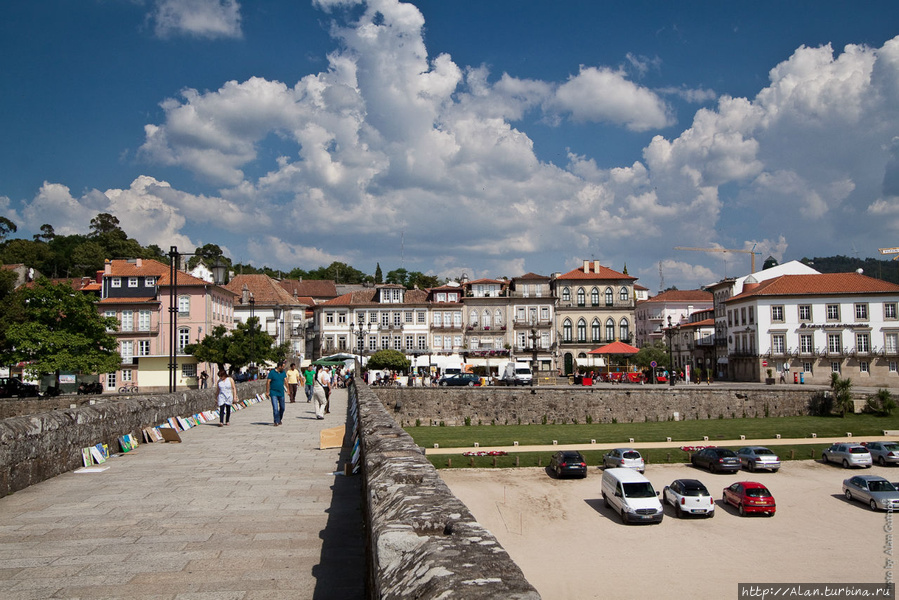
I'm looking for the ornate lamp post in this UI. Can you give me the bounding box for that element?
[666,315,679,387]
[529,318,539,387]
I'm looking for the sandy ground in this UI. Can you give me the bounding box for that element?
[441,460,897,600]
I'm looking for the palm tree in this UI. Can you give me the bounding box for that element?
[830,372,854,417]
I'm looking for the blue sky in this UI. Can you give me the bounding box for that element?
[2,0,899,291]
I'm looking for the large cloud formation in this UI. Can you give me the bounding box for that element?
[19,0,899,287]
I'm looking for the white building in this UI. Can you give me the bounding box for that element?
[724,272,899,385]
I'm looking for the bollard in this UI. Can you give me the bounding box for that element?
[538,457,542,467]
[493,457,497,467]
[434,443,439,449]
[513,441,519,446]
[591,439,596,444]
[776,434,781,439]
[448,458,452,468]
[470,456,475,467]
[666,437,672,443]
[740,435,745,440]
[553,440,558,445]
[474,442,479,447]
[515,456,520,467]
[790,450,795,460]
[629,438,634,443]
[667,452,671,463]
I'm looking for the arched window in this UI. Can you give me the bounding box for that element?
[469,309,478,326]
[591,318,601,342]
[605,318,615,342]
[605,288,614,306]
[494,309,503,326]
[591,287,599,306]
[619,287,629,302]
[563,319,572,342]
[482,309,491,328]
[619,318,630,342]
[577,288,586,307]
[577,318,587,342]
[562,287,571,302]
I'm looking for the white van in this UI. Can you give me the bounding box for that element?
[601,468,664,524]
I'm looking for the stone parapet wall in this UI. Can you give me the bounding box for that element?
[374,387,825,427]
[354,381,540,599]
[0,382,267,498]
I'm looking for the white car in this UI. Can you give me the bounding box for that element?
[602,448,645,473]
[736,446,781,472]
[822,444,872,468]
[663,479,715,518]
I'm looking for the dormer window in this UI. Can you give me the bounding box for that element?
[111,277,121,288]
[145,276,156,287]
[128,277,138,288]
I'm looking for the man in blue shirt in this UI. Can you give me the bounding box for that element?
[266,361,288,426]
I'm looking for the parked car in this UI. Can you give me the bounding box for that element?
[549,450,588,479]
[0,377,40,398]
[602,448,645,473]
[663,479,715,518]
[722,481,776,517]
[863,442,899,466]
[691,447,741,474]
[437,373,481,387]
[842,475,899,511]
[736,446,781,472]
[822,443,872,468]
[601,468,664,524]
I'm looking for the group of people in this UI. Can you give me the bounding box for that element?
[213,361,342,427]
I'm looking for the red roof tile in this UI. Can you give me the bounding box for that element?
[728,272,899,301]
[555,265,636,281]
[225,274,304,306]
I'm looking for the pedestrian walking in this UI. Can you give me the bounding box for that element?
[286,362,301,403]
[312,365,329,419]
[267,361,288,426]
[303,363,315,402]
[200,370,208,389]
[321,365,332,414]
[215,369,236,427]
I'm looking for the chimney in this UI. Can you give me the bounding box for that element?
[104,260,112,275]
[742,275,760,294]
[583,260,590,273]
[593,259,601,274]
[241,283,249,305]
[135,258,142,268]
[95,270,104,284]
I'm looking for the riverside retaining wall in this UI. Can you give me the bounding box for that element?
[0,381,266,498]
[354,380,540,599]
[373,386,829,427]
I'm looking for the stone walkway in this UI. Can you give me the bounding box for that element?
[0,388,366,600]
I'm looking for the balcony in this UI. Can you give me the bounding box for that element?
[113,326,160,336]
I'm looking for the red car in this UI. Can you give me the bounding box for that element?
[722,482,776,517]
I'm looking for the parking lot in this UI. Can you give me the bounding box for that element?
[441,459,896,600]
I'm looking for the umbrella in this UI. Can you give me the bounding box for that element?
[588,341,640,355]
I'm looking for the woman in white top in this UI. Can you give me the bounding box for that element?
[215,369,236,427]
[312,365,329,419]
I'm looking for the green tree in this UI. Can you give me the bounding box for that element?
[374,263,383,284]
[407,271,441,289]
[184,317,289,373]
[830,372,854,417]
[89,213,122,237]
[867,389,897,417]
[365,349,410,372]
[0,216,17,241]
[186,243,227,270]
[0,239,53,273]
[385,268,408,286]
[632,340,670,370]
[2,280,120,388]
[33,224,55,243]
[70,241,106,274]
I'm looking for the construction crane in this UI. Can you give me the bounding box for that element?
[674,246,762,274]
[879,247,899,261]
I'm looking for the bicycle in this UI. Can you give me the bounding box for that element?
[118,385,139,393]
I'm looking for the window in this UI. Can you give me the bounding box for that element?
[405,335,414,350]
[855,303,868,320]
[577,288,585,307]
[831,362,841,374]
[145,276,156,287]
[887,333,898,354]
[469,310,478,326]
[433,312,442,327]
[453,335,462,348]
[856,333,870,353]
[803,362,813,373]
[748,307,754,324]
[433,335,443,349]
[393,336,402,350]
[381,336,389,350]
[417,335,427,350]
[605,319,615,342]
[417,311,425,324]
[338,312,347,324]
[619,288,629,302]
[826,304,839,320]
[369,337,377,351]
[619,318,629,341]
[728,311,733,327]
[121,369,132,382]
[828,333,841,354]
[482,310,491,328]
[106,372,116,390]
[891,361,898,373]
[178,327,190,351]
[138,340,150,356]
[590,288,599,306]
[381,313,389,326]
[453,312,462,327]
[741,308,746,325]
[798,305,811,321]
[540,307,549,321]
[577,319,586,343]
[496,309,504,326]
[517,332,527,349]
[338,336,347,351]
[326,312,334,324]
[605,288,613,306]
[800,334,813,354]
[111,277,121,288]
[771,334,785,354]
[182,363,196,378]
[563,319,572,342]
[886,303,897,320]
[178,296,190,315]
[120,340,133,361]
[592,319,601,342]
[121,310,133,331]
[562,288,570,302]
[128,277,138,288]
[138,310,151,331]
[771,306,784,322]
[860,361,869,374]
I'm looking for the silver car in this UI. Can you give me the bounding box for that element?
[822,443,872,468]
[603,448,645,473]
[736,446,781,472]
[843,475,899,511]
[863,442,899,466]
[663,478,715,518]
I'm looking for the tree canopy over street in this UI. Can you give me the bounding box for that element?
[184,317,290,374]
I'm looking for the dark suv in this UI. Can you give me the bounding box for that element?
[0,377,41,398]
[691,447,741,474]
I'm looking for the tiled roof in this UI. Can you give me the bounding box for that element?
[98,297,159,304]
[105,259,232,292]
[515,272,549,280]
[555,265,636,281]
[466,278,506,285]
[280,279,339,299]
[676,318,716,329]
[728,272,899,301]
[226,274,305,307]
[321,287,429,307]
[644,289,713,303]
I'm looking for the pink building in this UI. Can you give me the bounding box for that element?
[98,258,236,392]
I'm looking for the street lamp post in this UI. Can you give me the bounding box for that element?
[666,315,678,387]
[529,321,539,387]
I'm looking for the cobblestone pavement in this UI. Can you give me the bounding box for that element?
[0,388,365,600]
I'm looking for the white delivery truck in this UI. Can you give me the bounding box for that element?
[497,361,533,385]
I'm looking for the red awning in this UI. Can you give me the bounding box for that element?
[588,341,640,355]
